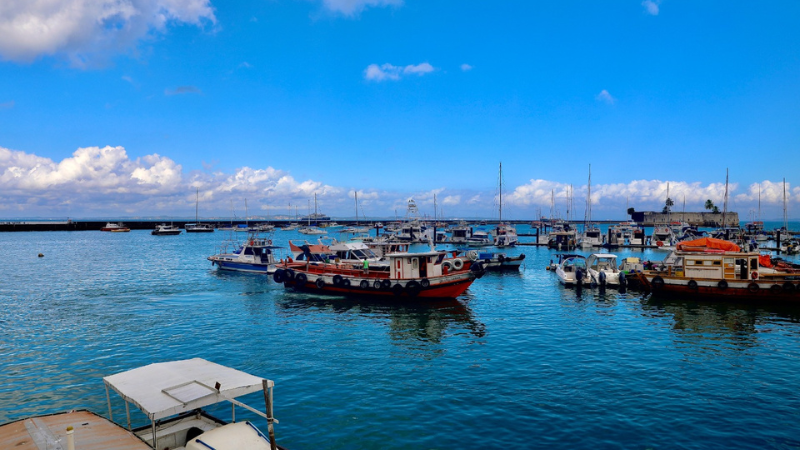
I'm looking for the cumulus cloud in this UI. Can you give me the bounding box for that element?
[0,144,796,219]
[0,0,216,66]
[596,89,615,105]
[364,62,435,81]
[460,64,473,71]
[642,0,660,15]
[320,0,403,16]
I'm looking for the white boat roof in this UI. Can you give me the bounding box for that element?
[103,358,271,421]
[385,251,442,258]
[588,253,618,259]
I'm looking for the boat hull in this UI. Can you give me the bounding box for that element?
[209,258,273,274]
[638,273,800,301]
[274,264,480,299]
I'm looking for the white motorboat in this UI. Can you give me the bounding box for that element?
[151,224,182,236]
[298,226,326,235]
[208,231,281,274]
[651,225,676,250]
[554,254,591,286]
[586,253,626,287]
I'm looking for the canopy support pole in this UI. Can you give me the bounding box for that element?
[125,401,131,430]
[105,384,113,421]
[151,419,157,450]
[262,379,277,450]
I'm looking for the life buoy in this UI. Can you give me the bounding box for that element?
[751,271,759,280]
[651,276,665,290]
[656,241,664,247]
[717,280,728,290]
[249,240,254,246]
[452,258,464,270]
[315,278,325,289]
[466,250,478,261]
[688,280,698,290]
[443,261,453,271]
[360,280,370,289]
[747,282,759,293]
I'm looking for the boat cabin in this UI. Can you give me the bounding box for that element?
[676,251,759,281]
[386,251,446,279]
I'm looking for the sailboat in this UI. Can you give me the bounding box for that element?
[493,162,518,247]
[578,164,602,248]
[342,191,370,234]
[185,188,214,232]
[299,194,326,235]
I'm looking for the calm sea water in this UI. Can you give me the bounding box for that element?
[2,224,800,449]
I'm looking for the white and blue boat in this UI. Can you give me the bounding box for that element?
[208,231,281,274]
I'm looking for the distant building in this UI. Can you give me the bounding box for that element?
[630,211,739,227]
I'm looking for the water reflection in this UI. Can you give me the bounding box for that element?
[274,293,486,349]
[639,294,800,352]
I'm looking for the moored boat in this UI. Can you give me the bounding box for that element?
[637,237,800,300]
[272,250,486,299]
[0,358,282,450]
[586,253,626,287]
[101,222,130,232]
[151,223,182,235]
[470,250,526,271]
[208,231,281,274]
[554,254,591,286]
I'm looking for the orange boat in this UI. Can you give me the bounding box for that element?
[638,237,800,300]
[272,250,485,299]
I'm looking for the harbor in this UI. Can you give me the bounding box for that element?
[2,221,800,449]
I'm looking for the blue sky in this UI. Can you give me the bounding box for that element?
[1,0,799,220]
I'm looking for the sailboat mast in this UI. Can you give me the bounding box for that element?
[195,188,199,223]
[784,178,788,230]
[722,169,729,228]
[498,162,503,223]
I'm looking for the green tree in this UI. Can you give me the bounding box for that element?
[627,207,635,217]
[662,197,674,214]
[712,206,720,214]
[704,199,715,211]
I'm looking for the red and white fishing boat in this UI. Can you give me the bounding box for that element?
[101,222,131,232]
[638,237,800,301]
[272,250,486,299]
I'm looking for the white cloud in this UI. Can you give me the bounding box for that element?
[0,0,216,66]
[460,64,473,71]
[642,0,660,15]
[442,195,461,206]
[0,144,796,220]
[364,62,436,82]
[596,89,615,105]
[165,86,202,96]
[320,0,403,16]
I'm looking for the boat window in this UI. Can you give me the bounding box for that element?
[686,260,696,266]
[750,259,758,270]
[412,258,418,269]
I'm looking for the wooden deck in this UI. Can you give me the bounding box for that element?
[0,410,150,450]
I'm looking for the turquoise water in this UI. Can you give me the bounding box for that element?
[2,226,800,449]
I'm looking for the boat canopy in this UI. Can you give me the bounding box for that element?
[675,237,741,253]
[103,358,271,421]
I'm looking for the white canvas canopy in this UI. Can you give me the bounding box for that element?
[103,358,272,421]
